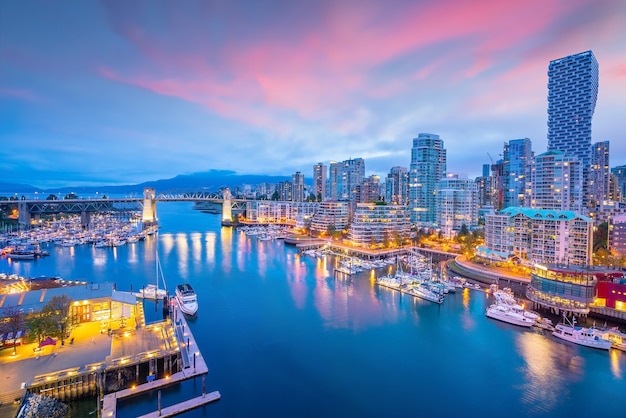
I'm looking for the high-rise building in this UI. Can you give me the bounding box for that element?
[357,174,380,203]
[385,166,409,205]
[313,163,327,202]
[612,165,626,202]
[292,171,305,202]
[328,161,341,201]
[409,133,446,224]
[327,158,365,203]
[547,50,598,212]
[589,141,610,210]
[475,163,493,208]
[525,150,583,212]
[503,138,532,209]
[436,174,478,238]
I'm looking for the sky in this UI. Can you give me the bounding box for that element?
[1,0,625,189]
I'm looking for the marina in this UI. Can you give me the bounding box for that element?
[2,202,626,417]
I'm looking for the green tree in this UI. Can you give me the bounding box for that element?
[64,192,79,200]
[46,194,59,200]
[25,312,57,345]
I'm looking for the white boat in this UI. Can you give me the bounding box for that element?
[592,325,626,351]
[135,252,168,300]
[552,315,612,350]
[406,283,444,304]
[486,303,535,327]
[176,283,198,316]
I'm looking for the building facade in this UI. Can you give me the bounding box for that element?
[385,166,409,205]
[547,50,598,212]
[292,171,305,202]
[409,133,446,224]
[503,138,532,209]
[310,201,349,236]
[348,203,411,248]
[436,174,478,238]
[484,207,593,266]
[525,150,583,212]
[313,162,327,202]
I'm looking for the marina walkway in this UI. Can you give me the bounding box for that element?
[101,298,213,417]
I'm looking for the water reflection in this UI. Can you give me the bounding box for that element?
[189,232,202,267]
[204,232,216,270]
[220,227,233,274]
[610,349,622,379]
[516,331,581,414]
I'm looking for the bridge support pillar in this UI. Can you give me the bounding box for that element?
[142,188,157,226]
[80,211,91,228]
[221,188,233,226]
[17,201,30,225]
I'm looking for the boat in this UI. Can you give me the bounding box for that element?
[593,326,626,351]
[552,315,612,350]
[486,303,535,327]
[135,252,168,300]
[6,250,36,260]
[406,283,444,304]
[176,283,198,316]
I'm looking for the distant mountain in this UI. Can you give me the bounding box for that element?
[1,170,293,195]
[0,182,44,194]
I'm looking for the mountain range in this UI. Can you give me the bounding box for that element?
[0,170,293,195]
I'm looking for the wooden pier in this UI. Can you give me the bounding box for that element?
[137,391,221,418]
[101,298,215,417]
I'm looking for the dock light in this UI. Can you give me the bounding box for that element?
[131,385,136,390]
[165,375,170,380]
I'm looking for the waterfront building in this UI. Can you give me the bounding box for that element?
[313,162,327,202]
[385,166,409,205]
[348,203,410,249]
[408,133,446,224]
[484,207,593,266]
[0,282,137,326]
[612,165,626,202]
[525,150,583,212]
[436,174,478,238]
[527,264,598,315]
[245,201,317,225]
[503,138,532,209]
[594,272,626,316]
[310,201,349,236]
[292,171,305,202]
[547,50,598,212]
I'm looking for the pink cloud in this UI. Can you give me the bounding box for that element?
[0,87,47,103]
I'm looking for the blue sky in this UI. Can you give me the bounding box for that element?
[1,0,625,189]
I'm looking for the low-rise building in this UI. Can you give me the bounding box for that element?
[348,203,410,248]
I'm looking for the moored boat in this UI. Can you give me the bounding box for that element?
[552,315,612,350]
[486,303,535,327]
[176,283,198,316]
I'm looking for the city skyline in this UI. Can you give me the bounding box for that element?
[1,0,626,189]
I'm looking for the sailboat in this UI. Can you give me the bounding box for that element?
[135,251,168,300]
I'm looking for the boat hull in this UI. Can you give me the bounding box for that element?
[486,304,535,327]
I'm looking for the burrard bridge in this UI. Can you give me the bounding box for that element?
[8,188,242,226]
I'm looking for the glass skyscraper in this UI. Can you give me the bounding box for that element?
[408,133,446,224]
[547,50,598,211]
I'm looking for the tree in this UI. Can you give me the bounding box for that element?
[46,194,59,200]
[0,307,25,355]
[42,295,75,345]
[25,311,57,345]
[64,192,79,200]
[458,224,469,237]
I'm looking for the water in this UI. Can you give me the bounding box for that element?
[2,202,626,417]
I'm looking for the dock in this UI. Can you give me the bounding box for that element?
[137,391,221,418]
[101,298,215,417]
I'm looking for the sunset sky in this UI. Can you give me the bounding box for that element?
[1,0,625,188]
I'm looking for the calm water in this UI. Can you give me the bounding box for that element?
[3,202,626,418]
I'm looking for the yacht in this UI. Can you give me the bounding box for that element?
[176,283,198,316]
[406,283,444,304]
[552,315,612,350]
[486,303,535,327]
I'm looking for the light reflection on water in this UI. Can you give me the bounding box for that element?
[610,348,622,379]
[516,331,577,414]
